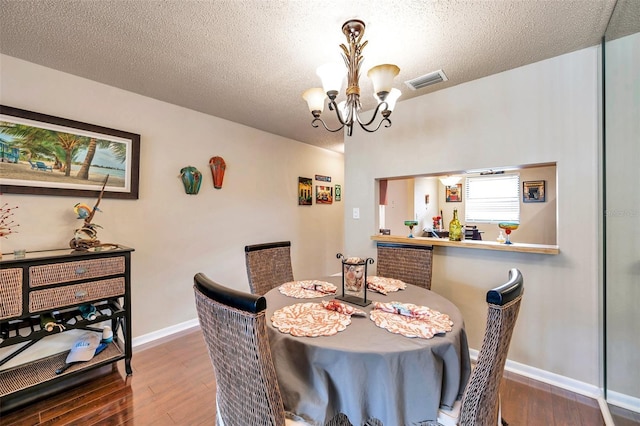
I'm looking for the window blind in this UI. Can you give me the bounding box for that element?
[465,174,520,223]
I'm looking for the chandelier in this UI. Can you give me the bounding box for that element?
[302,19,401,136]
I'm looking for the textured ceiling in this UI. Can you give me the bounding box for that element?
[0,0,624,153]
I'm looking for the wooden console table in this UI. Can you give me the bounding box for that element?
[0,246,134,413]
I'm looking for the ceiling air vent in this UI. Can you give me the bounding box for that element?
[404,69,448,91]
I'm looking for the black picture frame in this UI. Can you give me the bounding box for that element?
[523,180,546,203]
[0,105,140,199]
[445,184,462,202]
[298,176,312,205]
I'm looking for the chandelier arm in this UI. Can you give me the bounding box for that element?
[328,100,348,126]
[311,117,345,133]
[357,117,392,133]
[355,101,389,127]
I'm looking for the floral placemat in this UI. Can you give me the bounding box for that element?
[366,276,407,294]
[279,280,337,298]
[271,302,352,337]
[369,301,453,339]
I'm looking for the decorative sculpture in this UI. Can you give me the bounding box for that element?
[209,156,226,189]
[69,176,116,251]
[0,203,19,260]
[180,166,202,194]
[498,222,519,245]
[404,220,419,238]
[0,203,19,239]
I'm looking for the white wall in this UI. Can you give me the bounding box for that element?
[382,178,413,235]
[414,177,438,232]
[0,55,345,338]
[345,48,601,386]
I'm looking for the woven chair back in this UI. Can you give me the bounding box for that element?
[459,269,524,426]
[376,243,433,290]
[193,273,286,426]
[245,241,294,296]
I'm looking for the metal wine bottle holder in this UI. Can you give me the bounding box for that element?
[336,253,374,307]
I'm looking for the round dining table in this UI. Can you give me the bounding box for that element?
[265,276,471,426]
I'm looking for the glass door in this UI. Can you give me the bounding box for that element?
[603,0,640,420]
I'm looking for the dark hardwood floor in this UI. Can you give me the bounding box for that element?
[1,328,637,425]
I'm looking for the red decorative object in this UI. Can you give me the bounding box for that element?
[209,156,226,189]
[432,215,442,230]
[0,204,19,249]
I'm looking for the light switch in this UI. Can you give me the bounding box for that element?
[353,208,360,219]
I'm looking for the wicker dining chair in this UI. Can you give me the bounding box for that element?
[193,272,311,426]
[375,243,433,290]
[435,268,524,426]
[245,241,294,295]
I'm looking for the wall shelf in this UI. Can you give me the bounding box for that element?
[371,235,559,255]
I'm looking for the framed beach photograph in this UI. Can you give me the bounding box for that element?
[298,176,312,205]
[446,184,462,202]
[0,105,140,199]
[523,180,546,203]
[316,185,333,204]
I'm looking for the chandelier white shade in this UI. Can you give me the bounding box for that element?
[316,63,347,94]
[303,19,401,136]
[302,88,326,114]
[367,64,400,95]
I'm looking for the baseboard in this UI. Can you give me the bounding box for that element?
[469,349,601,398]
[470,348,640,417]
[606,389,640,414]
[132,318,200,349]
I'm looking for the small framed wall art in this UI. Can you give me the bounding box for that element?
[523,180,545,202]
[446,184,462,202]
[316,185,333,204]
[335,184,342,201]
[298,177,312,205]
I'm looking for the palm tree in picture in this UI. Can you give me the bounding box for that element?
[51,143,80,175]
[76,137,112,180]
[108,141,127,163]
[0,122,55,161]
[56,132,83,176]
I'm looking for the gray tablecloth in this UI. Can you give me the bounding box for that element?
[265,277,471,426]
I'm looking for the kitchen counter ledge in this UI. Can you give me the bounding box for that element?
[371,235,559,255]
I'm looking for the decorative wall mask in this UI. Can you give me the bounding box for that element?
[209,156,226,189]
[180,166,202,195]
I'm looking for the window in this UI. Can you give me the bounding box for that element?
[465,174,520,223]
